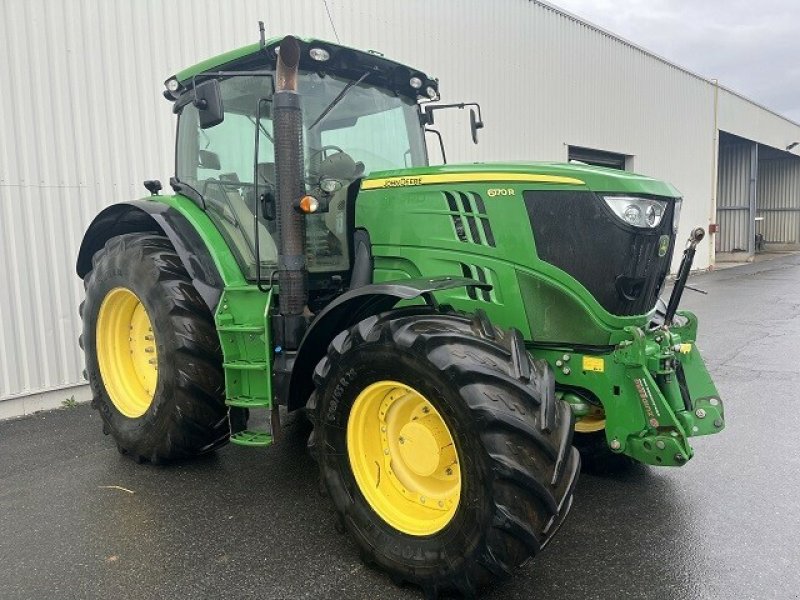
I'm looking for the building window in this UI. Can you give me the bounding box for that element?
[568,145,629,170]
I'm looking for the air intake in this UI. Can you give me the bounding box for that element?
[459,263,493,302]
[443,191,496,247]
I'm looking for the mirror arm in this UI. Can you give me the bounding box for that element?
[422,102,484,144]
[425,128,447,164]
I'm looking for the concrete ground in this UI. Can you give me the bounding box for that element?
[1,254,799,600]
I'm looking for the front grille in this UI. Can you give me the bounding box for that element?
[524,190,677,316]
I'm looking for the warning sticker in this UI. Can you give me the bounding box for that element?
[582,356,605,372]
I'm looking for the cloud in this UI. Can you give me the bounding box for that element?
[549,0,800,122]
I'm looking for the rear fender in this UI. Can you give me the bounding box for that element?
[286,277,492,411]
[76,201,224,311]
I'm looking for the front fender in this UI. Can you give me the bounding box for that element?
[76,200,225,311]
[286,277,492,411]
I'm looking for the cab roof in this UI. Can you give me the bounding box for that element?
[167,35,439,102]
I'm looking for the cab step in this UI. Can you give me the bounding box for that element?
[230,429,273,447]
[226,396,271,408]
[217,324,265,333]
[215,287,276,451]
[223,361,269,371]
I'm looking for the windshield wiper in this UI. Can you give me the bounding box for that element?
[308,71,370,130]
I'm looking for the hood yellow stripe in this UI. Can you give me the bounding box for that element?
[361,172,585,190]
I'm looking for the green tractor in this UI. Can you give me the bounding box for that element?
[76,32,724,597]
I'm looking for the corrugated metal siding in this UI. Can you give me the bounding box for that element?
[718,87,800,152]
[758,158,800,246]
[0,0,794,402]
[715,143,752,252]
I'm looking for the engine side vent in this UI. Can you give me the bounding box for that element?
[443,191,496,247]
[459,263,493,302]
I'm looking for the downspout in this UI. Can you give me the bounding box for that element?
[709,78,719,268]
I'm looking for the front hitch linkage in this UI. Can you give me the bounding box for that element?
[664,227,705,326]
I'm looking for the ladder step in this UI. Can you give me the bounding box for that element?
[223,361,268,370]
[226,396,270,408]
[217,325,264,333]
[230,429,273,447]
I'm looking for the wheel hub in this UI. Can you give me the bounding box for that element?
[396,420,441,477]
[347,381,461,536]
[96,287,158,418]
[575,404,606,433]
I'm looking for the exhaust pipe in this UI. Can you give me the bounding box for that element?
[273,35,307,335]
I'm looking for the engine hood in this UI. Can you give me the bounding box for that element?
[361,161,681,198]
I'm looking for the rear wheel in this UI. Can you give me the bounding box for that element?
[308,310,579,597]
[80,233,229,463]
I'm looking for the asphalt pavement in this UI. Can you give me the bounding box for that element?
[1,254,799,599]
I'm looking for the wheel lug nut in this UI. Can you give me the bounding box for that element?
[384,449,389,455]
[445,467,453,476]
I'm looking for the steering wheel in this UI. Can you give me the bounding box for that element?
[308,145,346,165]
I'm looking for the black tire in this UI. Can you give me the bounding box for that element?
[573,430,635,475]
[80,233,229,463]
[308,309,580,598]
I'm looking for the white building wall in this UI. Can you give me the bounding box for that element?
[0,0,797,409]
[718,88,800,152]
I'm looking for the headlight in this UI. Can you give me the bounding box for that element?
[309,47,330,62]
[603,196,668,229]
[320,178,342,193]
[672,198,682,234]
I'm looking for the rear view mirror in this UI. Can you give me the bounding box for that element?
[469,108,484,144]
[194,79,224,129]
[198,149,221,170]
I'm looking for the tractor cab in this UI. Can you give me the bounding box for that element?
[166,37,438,293]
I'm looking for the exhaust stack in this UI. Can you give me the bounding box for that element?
[272,35,307,336]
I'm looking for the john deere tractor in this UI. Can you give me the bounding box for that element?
[76,32,724,597]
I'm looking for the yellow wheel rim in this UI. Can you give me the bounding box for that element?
[96,287,158,418]
[346,381,461,536]
[575,404,606,433]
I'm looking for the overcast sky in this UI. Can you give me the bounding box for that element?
[549,0,800,123]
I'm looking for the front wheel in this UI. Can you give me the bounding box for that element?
[572,404,635,474]
[308,310,579,597]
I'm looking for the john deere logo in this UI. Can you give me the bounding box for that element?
[658,235,670,257]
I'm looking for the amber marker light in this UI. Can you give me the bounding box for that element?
[298,195,319,214]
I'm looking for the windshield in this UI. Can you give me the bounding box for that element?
[176,71,427,279]
[301,72,427,173]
